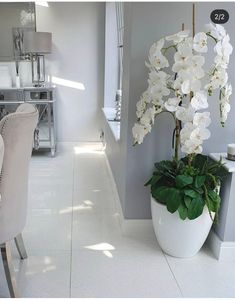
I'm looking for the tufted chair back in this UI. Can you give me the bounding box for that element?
[0,103,38,244]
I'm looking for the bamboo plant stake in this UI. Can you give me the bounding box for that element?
[175,3,196,163]
[174,22,185,162]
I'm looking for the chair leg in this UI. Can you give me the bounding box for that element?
[14,233,27,260]
[0,242,19,298]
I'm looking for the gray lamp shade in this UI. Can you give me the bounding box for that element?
[23,31,52,54]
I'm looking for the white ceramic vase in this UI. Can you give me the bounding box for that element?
[151,197,215,258]
[15,75,21,88]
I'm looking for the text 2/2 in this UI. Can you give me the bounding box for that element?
[210,9,229,24]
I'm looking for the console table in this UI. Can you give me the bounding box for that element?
[0,86,56,156]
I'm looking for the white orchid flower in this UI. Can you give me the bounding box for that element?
[209,68,228,89]
[152,97,164,107]
[186,57,205,80]
[150,82,170,98]
[140,107,156,126]
[220,102,231,123]
[205,23,226,41]
[178,66,203,83]
[142,90,151,103]
[172,61,191,73]
[180,122,196,143]
[181,139,203,154]
[136,99,146,112]
[214,54,230,69]
[149,39,165,55]
[181,78,201,94]
[194,67,205,80]
[148,70,169,85]
[215,24,227,40]
[190,126,211,143]
[149,50,169,70]
[176,56,205,80]
[220,83,232,124]
[132,123,149,144]
[136,98,147,118]
[149,39,169,70]
[191,91,208,110]
[188,55,205,68]
[221,102,231,113]
[164,97,180,112]
[165,30,190,44]
[177,39,193,57]
[221,112,228,123]
[216,35,233,56]
[173,76,184,93]
[176,105,195,123]
[193,32,208,53]
[174,52,188,64]
[193,112,211,128]
[223,83,232,100]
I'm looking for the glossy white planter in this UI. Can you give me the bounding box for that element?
[151,197,215,258]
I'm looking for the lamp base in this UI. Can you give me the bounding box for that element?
[33,83,46,88]
[31,54,46,85]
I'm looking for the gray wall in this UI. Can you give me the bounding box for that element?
[104,2,235,219]
[36,2,105,142]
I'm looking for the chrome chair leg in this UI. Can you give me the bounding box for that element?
[14,233,27,260]
[0,242,18,298]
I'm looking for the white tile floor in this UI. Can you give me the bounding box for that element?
[1,143,235,298]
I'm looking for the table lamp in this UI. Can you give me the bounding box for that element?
[23,31,52,86]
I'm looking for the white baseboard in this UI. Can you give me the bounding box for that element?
[207,230,235,260]
[104,153,152,233]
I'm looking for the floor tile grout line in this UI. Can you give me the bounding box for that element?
[69,152,76,298]
[163,252,184,297]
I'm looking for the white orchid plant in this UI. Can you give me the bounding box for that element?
[132,23,233,161]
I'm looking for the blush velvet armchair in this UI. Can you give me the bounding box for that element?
[0,103,38,297]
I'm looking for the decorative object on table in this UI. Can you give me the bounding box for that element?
[0,66,12,88]
[132,4,232,257]
[114,89,122,121]
[0,2,35,62]
[227,144,235,161]
[12,27,33,61]
[23,31,52,86]
[15,60,21,88]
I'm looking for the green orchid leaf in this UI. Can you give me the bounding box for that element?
[184,195,191,208]
[165,188,182,213]
[207,190,221,212]
[144,174,162,186]
[151,186,169,204]
[184,189,199,199]
[178,203,188,220]
[144,177,152,187]
[188,196,204,220]
[176,175,193,188]
[194,175,206,188]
